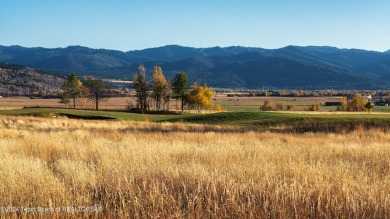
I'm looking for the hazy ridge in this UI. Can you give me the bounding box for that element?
[1,45,390,89]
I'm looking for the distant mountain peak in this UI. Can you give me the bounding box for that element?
[66,45,89,49]
[65,45,95,52]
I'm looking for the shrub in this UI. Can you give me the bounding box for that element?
[261,100,276,111]
[309,103,321,111]
[276,102,284,111]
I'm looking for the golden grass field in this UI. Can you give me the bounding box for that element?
[0,97,131,110]
[0,97,193,111]
[0,116,389,218]
[0,96,342,111]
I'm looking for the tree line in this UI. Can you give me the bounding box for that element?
[133,65,215,113]
[337,94,373,112]
[259,94,373,112]
[60,65,216,113]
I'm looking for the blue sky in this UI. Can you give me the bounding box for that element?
[1,0,389,51]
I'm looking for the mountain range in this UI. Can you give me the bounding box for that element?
[1,44,390,89]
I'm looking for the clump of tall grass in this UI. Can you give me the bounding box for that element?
[0,116,389,218]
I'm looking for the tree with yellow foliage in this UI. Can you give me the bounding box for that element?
[188,82,214,114]
[347,94,368,112]
[260,100,276,111]
[151,66,170,111]
[338,94,371,112]
[338,97,348,111]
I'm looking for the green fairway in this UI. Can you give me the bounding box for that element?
[165,111,390,132]
[1,107,390,132]
[0,107,187,121]
[373,106,390,112]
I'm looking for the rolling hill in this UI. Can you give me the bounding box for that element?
[1,44,390,89]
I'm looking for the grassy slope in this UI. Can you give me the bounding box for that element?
[1,107,390,132]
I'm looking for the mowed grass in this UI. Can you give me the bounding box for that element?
[2,107,390,132]
[0,116,389,218]
[167,111,390,132]
[374,106,390,112]
[0,107,186,122]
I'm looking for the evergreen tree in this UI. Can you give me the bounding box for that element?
[172,72,189,111]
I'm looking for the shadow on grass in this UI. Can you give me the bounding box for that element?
[58,113,116,120]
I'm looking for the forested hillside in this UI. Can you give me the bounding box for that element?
[1,45,390,89]
[0,63,64,96]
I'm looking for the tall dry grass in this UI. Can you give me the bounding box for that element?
[0,116,389,218]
